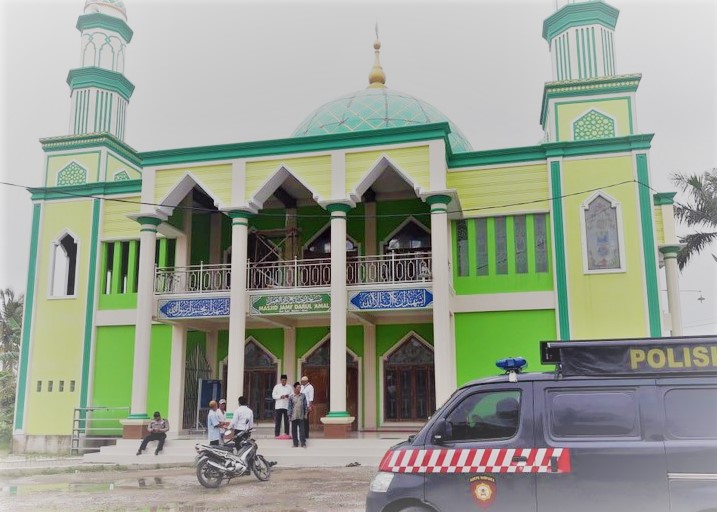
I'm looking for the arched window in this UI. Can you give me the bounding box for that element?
[582,193,624,272]
[51,233,78,296]
[384,336,435,421]
[384,219,431,254]
[57,162,87,186]
[304,226,357,259]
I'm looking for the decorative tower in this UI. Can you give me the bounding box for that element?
[544,0,619,81]
[540,0,640,143]
[68,0,134,140]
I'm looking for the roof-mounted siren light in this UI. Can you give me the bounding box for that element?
[496,357,528,383]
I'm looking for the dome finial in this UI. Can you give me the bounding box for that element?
[368,23,386,89]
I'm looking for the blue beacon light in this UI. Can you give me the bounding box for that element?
[496,357,528,382]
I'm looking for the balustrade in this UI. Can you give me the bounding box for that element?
[154,252,432,295]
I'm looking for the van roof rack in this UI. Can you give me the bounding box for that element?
[540,336,717,377]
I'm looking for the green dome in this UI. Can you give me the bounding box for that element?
[292,87,473,153]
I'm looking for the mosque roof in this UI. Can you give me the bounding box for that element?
[292,35,472,154]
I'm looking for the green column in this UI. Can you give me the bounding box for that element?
[127,240,139,293]
[110,241,123,294]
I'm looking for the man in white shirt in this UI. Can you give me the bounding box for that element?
[229,395,254,436]
[272,374,292,439]
[206,400,221,446]
[300,375,314,439]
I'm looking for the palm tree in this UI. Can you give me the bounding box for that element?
[0,289,23,375]
[672,169,717,269]
[0,289,22,442]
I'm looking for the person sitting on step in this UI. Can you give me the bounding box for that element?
[136,411,169,456]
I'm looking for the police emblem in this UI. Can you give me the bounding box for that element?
[469,475,496,507]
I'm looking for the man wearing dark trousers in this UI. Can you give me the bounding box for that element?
[300,375,314,439]
[272,374,292,439]
[136,411,169,455]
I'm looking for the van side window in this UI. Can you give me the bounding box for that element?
[664,388,717,439]
[548,389,639,439]
[445,390,521,442]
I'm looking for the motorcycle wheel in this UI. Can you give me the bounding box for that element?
[251,454,271,481]
[196,458,224,488]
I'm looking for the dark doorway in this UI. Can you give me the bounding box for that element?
[301,339,359,430]
[384,336,435,422]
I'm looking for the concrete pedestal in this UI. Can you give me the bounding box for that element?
[320,416,355,439]
[120,419,151,439]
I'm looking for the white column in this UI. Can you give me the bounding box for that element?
[363,324,377,429]
[426,195,455,407]
[167,325,186,437]
[129,216,161,418]
[283,327,296,383]
[660,246,684,336]
[227,211,250,409]
[206,330,218,378]
[328,203,351,416]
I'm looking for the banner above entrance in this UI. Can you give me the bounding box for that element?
[349,288,433,311]
[157,297,230,319]
[250,293,331,315]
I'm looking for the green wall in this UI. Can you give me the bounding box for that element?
[454,310,555,386]
[91,324,172,432]
[190,213,211,265]
[452,214,553,295]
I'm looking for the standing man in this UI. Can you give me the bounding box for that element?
[288,381,308,448]
[206,400,221,446]
[300,375,314,439]
[217,399,228,441]
[272,374,292,439]
[136,411,169,455]
[229,395,254,436]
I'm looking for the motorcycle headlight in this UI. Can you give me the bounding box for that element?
[369,472,394,493]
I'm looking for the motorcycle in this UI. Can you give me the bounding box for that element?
[194,428,272,488]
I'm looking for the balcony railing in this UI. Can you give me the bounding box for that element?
[155,252,432,294]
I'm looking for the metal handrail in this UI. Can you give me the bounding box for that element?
[71,406,130,455]
[154,252,433,294]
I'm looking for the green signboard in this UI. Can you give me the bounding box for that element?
[250,293,331,315]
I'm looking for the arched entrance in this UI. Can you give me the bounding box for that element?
[222,339,278,421]
[301,339,359,430]
[383,335,435,422]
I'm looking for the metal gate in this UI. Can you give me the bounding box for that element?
[183,345,211,430]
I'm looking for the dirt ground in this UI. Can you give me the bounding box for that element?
[0,465,376,511]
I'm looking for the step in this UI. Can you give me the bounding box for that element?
[83,436,405,467]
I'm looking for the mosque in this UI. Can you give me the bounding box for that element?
[13,0,684,451]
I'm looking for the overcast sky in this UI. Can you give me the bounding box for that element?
[1,0,715,334]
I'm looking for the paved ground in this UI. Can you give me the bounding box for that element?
[0,465,375,511]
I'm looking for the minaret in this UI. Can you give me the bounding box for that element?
[543,0,619,81]
[540,0,640,143]
[67,0,134,140]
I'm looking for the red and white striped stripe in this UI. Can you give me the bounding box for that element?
[379,447,571,474]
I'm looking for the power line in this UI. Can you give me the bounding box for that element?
[0,178,660,220]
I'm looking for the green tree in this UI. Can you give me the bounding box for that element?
[0,288,23,442]
[672,169,717,269]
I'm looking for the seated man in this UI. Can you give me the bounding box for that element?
[136,411,169,455]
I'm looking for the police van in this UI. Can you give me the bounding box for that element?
[366,336,717,512]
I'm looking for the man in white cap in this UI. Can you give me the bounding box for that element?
[217,398,228,440]
[300,376,314,438]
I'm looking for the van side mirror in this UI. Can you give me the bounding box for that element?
[431,418,451,444]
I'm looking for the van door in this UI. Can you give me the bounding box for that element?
[658,377,717,512]
[535,380,669,512]
[423,383,536,512]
